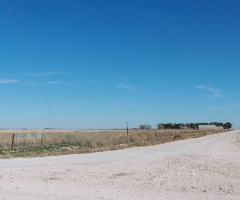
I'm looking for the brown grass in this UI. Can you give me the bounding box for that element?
[0,129,226,150]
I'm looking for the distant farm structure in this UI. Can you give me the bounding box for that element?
[198,125,224,130]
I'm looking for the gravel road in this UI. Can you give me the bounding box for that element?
[0,130,239,200]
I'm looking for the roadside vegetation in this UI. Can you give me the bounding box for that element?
[0,129,228,158]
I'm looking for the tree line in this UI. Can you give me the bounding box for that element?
[139,125,152,129]
[157,122,232,129]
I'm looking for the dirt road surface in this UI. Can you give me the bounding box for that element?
[0,130,239,200]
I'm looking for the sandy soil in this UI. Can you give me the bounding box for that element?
[0,130,239,200]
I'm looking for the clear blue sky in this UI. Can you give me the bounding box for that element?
[0,0,239,129]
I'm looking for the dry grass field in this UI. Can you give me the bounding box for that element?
[0,129,227,158]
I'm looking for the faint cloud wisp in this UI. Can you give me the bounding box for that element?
[25,81,66,86]
[91,80,99,85]
[195,85,222,98]
[116,83,135,91]
[0,79,19,84]
[113,104,135,108]
[47,81,66,85]
[206,105,231,110]
[26,71,67,76]
[25,81,39,86]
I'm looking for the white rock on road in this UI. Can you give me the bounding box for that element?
[0,130,239,200]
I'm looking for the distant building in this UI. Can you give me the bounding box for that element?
[198,125,223,130]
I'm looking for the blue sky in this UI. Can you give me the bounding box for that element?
[0,0,240,129]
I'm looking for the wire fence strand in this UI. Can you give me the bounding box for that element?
[4,0,59,129]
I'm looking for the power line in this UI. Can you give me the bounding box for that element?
[4,0,59,129]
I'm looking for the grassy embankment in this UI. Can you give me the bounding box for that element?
[0,129,227,158]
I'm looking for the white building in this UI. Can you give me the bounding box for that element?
[198,125,223,130]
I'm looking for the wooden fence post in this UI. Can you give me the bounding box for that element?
[11,134,15,150]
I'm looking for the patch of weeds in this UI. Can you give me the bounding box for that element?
[4,142,85,158]
[173,134,182,140]
[0,149,5,155]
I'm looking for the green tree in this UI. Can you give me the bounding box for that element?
[223,122,232,129]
